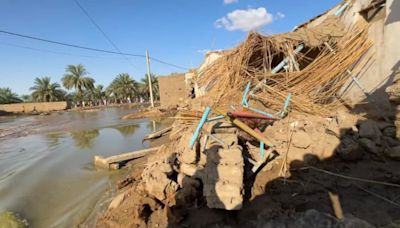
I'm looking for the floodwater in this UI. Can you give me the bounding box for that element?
[0,106,164,227]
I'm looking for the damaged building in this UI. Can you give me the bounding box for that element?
[97,1,400,227]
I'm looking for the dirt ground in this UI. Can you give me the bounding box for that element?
[96,159,400,227]
[121,106,178,120]
[95,156,400,227]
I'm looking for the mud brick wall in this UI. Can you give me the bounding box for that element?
[158,74,187,107]
[0,102,67,113]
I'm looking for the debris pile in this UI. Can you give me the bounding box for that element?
[96,1,400,227]
[172,111,271,210]
[196,20,372,116]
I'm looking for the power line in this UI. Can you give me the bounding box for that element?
[74,0,138,69]
[0,41,123,59]
[0,29,188,70]
[0,30,143,56]
[151,56,188,71]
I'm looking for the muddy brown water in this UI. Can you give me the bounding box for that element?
[0,106,166,227]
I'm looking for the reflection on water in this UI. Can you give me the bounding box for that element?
[71,129,100,149]
[45,132,66,147]
[0,107,169,228]
[114,124,140,136]
[146,120,162,132]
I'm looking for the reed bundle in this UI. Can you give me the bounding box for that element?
[194,19,372,116]
[172,110,203,124]
[254,22,372,116]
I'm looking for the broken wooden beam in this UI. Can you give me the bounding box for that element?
[214,108,274,148]
[94,146,161,169]
[143,126,172,141]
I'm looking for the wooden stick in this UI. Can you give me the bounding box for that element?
[94,146,160,169]
[328,191,344,220]
[214,108,274,147]
[143,126,172,141]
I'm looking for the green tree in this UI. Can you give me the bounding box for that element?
[64,92,76,103]
[0,88,22,104]
[30,77,65,102]
[139,74,159,100]
[92,84,106,105]
[62,64,95,106]
[20,94,32,102]
[108,73,139,103]
[105,86,116,104]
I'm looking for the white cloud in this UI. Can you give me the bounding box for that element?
[276,12,285,19]
[215,7,274,32]
[223,0,238,4]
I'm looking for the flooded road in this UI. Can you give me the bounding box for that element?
[0,106,164,227]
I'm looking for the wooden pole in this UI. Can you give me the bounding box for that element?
[94,146,161,169]
[328,192,344,220]
[146,49,155,108]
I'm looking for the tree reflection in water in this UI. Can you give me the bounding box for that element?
[114,124,140,136]
[46,132,66,147]
[70,129,100,149]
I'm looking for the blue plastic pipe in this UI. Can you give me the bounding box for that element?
[260,141,265,160]
[335,2,350,17]
[242,81,251,107]
[279,93,292,118]
[271,44,305,74]
[249,44,304,96]
[189,106,211,149]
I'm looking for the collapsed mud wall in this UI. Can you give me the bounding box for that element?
[0,101,67,113]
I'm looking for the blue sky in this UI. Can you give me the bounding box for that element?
[0,0,340,95]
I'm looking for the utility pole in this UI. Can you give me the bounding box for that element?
[146,49,155,108]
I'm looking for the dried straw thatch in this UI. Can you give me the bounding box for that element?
[194,17,372,116]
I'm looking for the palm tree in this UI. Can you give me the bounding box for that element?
[0,88,22,104]
[20,94,32,102]
[108,73,139,103]
[140,74,159,101]
[105,86,116,104]
[82,85,104,106]
[92,84,106,105]
[62,64,95,106]
[30,77,65,102]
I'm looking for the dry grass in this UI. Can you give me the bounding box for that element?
[194,19,372,116]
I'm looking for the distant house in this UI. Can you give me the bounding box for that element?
[158,73,187,107]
